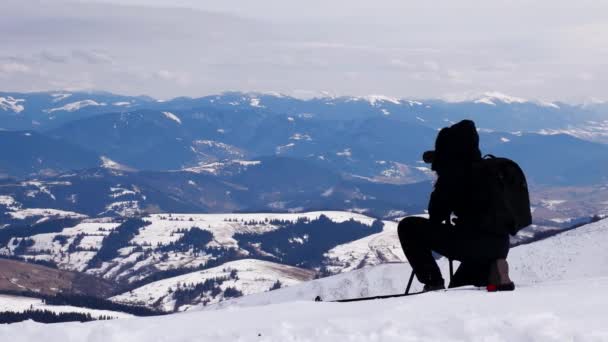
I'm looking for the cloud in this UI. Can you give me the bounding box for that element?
[71,50,113,64]
[0,62,30,74]
[0,0,606,102]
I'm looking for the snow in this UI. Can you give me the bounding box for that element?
[51,93,72,102]
[136,211,377,249]
[380,108,390,115]
[336,148,352,157]
[249,98,263,108]
[100,156,134,172]
[473,91,527,105]
[0,195,21,211]
[538,100,560,109]
[183,160,260,174]
[289,133,312,141]
[276,143,295,154]
[0,96,25,113]
[112,101,131,106]
[324,220,404,274]
[161,111,182,124]
[4,277,608,341]
[109,186,137,199]
[0,295,131,319]
[8,208,87,221]
[45,100,106,113]
[102,201,141,217]
[111,259,314,311]
[360,95,401,106]
[500,137,511,142]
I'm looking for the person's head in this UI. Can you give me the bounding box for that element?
[423,120,481,175]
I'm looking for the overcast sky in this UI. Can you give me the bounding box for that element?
[1,0,607,102]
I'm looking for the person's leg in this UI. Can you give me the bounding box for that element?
[428,229,510,288]
[399,217,510,288]
[397,217,445,286]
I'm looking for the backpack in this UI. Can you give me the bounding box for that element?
[472,155,532,236]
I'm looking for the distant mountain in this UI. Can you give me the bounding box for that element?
[0,91,153,130]
[0,130,100,178]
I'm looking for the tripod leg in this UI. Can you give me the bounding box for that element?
[449,258,454,282]
[405,269,415,295]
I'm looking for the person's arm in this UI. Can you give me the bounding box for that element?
[428,178,451,225]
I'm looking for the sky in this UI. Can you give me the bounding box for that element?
[1,0,607,102]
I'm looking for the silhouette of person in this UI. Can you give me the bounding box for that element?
[398,120,512,291]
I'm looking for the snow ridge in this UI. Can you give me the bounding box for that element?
[45,100,106,113]
[0,96,25,113]
[162,111,182,124]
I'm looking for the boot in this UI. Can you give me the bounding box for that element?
[487,259,515,292]
[423,281,446,292]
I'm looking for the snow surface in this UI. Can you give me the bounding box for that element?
[360,95,401,106]
[473,91,527,105]
[111,259,314,312]
[162,111,182,124]
[0,96,25,113]
[100,156,134,172]
[45,100,106,113]
[3,277,607,341]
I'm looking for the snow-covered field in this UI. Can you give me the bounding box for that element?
[1,217,607,340]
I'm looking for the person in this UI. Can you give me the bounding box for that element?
[398,120,514,291]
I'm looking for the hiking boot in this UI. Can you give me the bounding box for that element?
[487,259,515,292]
[423,281,445,292]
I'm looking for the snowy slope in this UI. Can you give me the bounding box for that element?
[323,220,405,273]
[111,259,315,312]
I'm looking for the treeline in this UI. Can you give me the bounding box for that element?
[223,217,311,226]
[172,270,242,309]
[87,218,150,268]
[0,218,82,246]
[0,291,164,317]
[235,215,384,268]
[122,246,243,292]
[0,309,106,324]
[158,227,213,253]
[45,294,164,316]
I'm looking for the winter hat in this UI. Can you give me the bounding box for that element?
[423,120,482,171]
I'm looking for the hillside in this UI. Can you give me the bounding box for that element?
[0,258,115,298]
